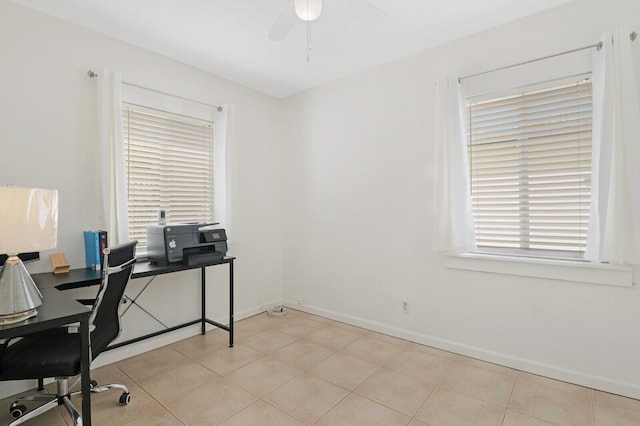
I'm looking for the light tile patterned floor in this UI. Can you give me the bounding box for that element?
[2,308,639,425]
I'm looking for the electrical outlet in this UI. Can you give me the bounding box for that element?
[402,301,410,313]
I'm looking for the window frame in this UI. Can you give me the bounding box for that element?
[464,76,593,262]
[445,251,633,287]
[446,41,636,285]
[450,76,632,286]
[121,102,216,253]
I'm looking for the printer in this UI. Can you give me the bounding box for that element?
[146,222,228,265]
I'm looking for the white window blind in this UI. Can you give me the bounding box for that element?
[466,79,592,258]
[123,105,214,250]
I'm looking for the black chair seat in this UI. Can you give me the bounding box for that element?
[0,329,82,380]
[0,240,137,426]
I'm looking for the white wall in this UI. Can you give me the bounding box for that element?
[0,0,283,396]
[281,0,640,399]
[2,0,640,402]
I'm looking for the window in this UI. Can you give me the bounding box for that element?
[466,78,592,259]
[122,105,215,250]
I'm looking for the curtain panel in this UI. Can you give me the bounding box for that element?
[213,104,238,247]
[585,29,640,265]
[432,75,477,254]
[97,70,130,246]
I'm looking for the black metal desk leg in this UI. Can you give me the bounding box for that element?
[229,259,234,347]
[201,267,206,335]
[80,316,92,426]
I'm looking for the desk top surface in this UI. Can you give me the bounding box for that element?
[32,257,235,290]
[132,256,234,278]
[0,288,90,338]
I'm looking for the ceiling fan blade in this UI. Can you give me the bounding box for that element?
[268,1,297,41]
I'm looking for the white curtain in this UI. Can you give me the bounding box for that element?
[213,104,238,247]
[97,70,130,245]
[585,29,640,265]
[432,75,477,253]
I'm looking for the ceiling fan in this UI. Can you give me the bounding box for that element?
[268,0,387,42]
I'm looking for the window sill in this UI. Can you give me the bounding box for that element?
[445,253,634,287]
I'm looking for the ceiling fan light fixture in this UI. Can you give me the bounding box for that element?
[294,0,322,21]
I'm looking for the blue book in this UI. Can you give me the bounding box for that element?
[98,230,108,269]
[83,231,101,270]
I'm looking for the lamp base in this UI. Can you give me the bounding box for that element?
[0,255,43,322]
[0,308,38,325]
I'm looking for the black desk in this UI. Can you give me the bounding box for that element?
[0,288,93,425]
[33,257,235,349]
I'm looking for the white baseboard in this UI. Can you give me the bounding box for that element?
[282,299,640,400]
[5,299,636,401]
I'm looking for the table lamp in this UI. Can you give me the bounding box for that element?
[0,186,58,324]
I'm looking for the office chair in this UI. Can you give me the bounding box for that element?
[0,240,138,426]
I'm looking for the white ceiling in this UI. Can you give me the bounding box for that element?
[10,0,573,98]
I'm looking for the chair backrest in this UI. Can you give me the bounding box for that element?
[89,240,137,359]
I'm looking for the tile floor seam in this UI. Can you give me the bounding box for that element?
[261,373,348,425]
[442,385,508,411]
[255,397,305,424]
[409,385,438,419]
[382,357,451,388]
[505,405,564,426]
[317,390,414,426]
[262,366,305,395]
[348,371,376,391]
[499,368,520,426]
[411,363,474,425]
[363,388,424,419]
[214,395,263,426]
[499,409,507,426]
[114,363,186,425]
[308,391,351,426]
[454,370,515,407]
[371,364,443,415]
[589,388,597,426]
[351,363,384,394]
[246,373,304,401]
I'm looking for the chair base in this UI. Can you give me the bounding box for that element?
[8,377,130,426]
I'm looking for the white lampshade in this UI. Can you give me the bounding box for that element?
[0,187,58,254]
[294,0,322,21]
[0,186,58,323]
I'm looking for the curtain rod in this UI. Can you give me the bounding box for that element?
[459,42,602,82]
[87,70,223,112]
[466,71,591,101]
[459,31,637,82]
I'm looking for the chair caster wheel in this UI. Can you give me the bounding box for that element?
[10,404,26,419]
[119,392,131,405]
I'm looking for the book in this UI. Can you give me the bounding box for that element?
[98,230,108,269]
[83,231,102,270]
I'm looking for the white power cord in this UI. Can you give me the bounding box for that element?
[266,305,287,317]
